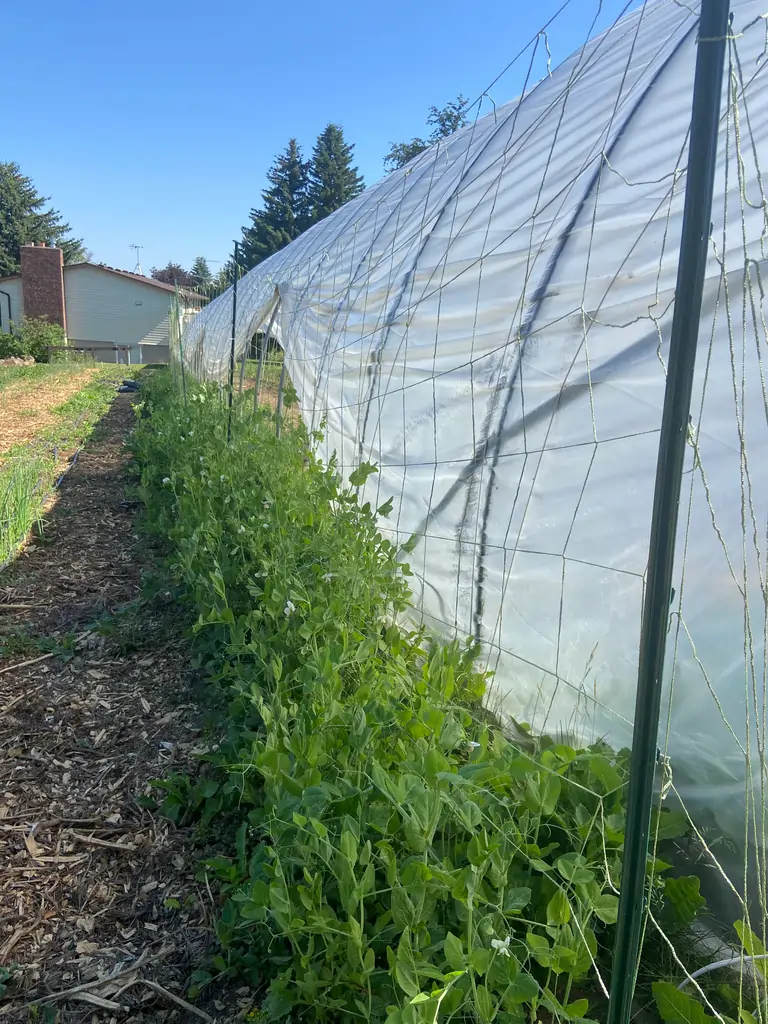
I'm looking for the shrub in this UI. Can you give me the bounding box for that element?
[0,332,25,359]
[131,374,706,1023]
[6,316,65,362]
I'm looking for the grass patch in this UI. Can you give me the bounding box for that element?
[131,372,721,1023]
[0,367,136,567]
[0,362,84,393]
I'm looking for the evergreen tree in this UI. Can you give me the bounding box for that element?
[241,139,311,270]
[190,256,212,289]
[0,162,86,277]
[307,124,364,222]
[210,263,234,295]
[384,96,469,173]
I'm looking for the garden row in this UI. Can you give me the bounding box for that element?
[130,371,746,1024]
[0,366,133,566]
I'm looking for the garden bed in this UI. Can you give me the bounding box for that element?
[0,366,100,454]
[126,372,731,1024]
[0,368,136,567]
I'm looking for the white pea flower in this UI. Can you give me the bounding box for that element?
[262,500,271,509]
[238,525,246,534]
[491,936,511,957]
[284,600,296,617]
[199,456,204,463]
[322,573,334,582]
[162,477,171,485]
[220,475,226,482]
[189,430,194,436]
[262,521,269,528]
[467,741,481,750]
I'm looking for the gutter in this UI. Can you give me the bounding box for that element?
[0,289,12,332]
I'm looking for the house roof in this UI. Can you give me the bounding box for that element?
[0,261,206,302]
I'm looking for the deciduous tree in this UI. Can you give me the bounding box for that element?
[383,95,470,173]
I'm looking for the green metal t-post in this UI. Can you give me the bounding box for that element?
[606,4,730,1024]
[227,241,239,445]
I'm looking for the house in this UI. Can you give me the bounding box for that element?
[0,243,203,363]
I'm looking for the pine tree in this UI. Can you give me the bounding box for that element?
[307,124,364,222]
[241,139,311,270]
[210,263,234,295]
[190,256,212,289]
[0,162,86,277]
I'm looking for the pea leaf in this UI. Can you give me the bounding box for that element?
[475,984,495,1023]
[567,999,590,1018]
[663,876,705,928]
[653,982,717,1024]
[504,887,532,912]
[547,890,571,926]
[470,947,490,976]
[444,931,465,972]
[592,893,619,925]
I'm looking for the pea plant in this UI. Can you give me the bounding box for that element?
[131,374,707,1023]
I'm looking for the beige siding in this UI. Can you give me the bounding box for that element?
[0,278,23,332]
[63,266,171,356]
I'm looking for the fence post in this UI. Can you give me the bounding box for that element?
[227,241,239,445]
[606,4,730,1024]
[254,299,280,415]
[175,284,187,405]
[275,350,287,439]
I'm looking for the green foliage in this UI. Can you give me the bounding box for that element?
[661,876,706,931]
[241,139,312,271]
[0,316,65,362]
[0,331,24,359]
[651,918,768,1024]
[238,127,363,271]
[0,161,86,276]
[653,983,716,1024]
[131,372,704,1022]
[191,256,212,289]
[150,261,195,288]
[307,123,365,222]
[384,96,470,172]
[0,964,12,997]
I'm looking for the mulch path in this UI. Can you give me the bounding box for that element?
[0,394,250,1022]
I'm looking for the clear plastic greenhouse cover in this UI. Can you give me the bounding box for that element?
[183,0,768,856]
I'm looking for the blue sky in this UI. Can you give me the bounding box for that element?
[5,0,633,274]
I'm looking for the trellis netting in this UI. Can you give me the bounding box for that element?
[182,0,768,887]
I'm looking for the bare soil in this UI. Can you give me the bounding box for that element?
[0,393,249,1022]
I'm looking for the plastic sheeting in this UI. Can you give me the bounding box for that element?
[182,0,768,850]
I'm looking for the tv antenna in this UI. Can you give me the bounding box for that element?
[129,244,144,275]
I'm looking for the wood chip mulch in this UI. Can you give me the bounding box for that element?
[0,392,251,1023]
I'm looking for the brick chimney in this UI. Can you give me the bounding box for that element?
[20,243,67,332]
